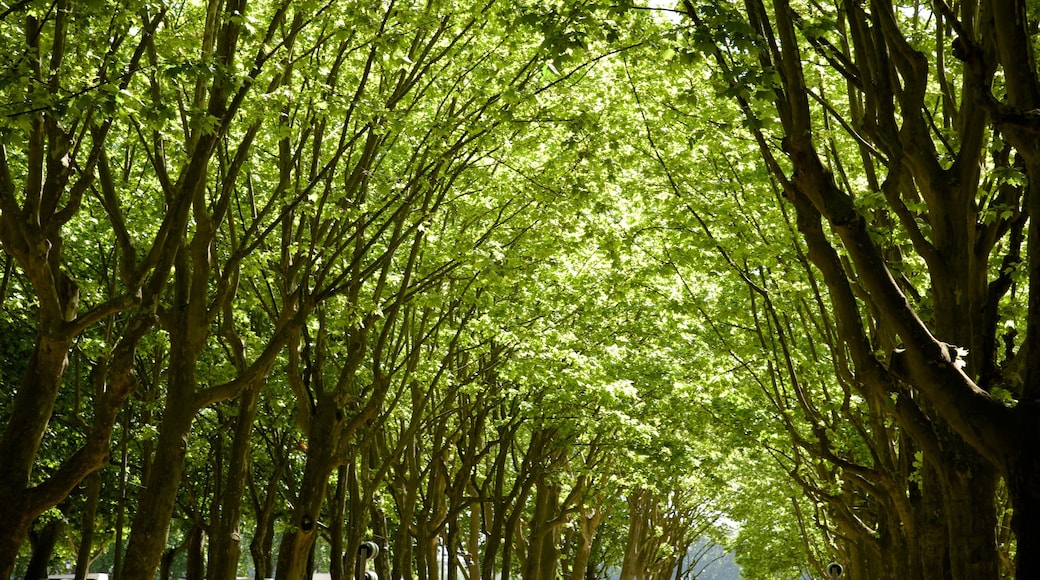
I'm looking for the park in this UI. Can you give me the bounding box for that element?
[0,0,1037,578]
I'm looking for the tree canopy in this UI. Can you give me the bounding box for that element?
[1,0,1037,579]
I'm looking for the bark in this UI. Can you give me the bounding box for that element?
[523,476,561,580]
[249,454,283,580]
[567,506,605,580]
[619,489,652,580]
[121,396,198,579]
[74,472,102,580]
[209,383,264,580]
[275,401,346,580]
[371,503,392,580]
[185,523,206,580]
[464,496,482,580]
[1006,431,1040,579]
[23,518,65,580]
[390,449,420,579]
[330,465,348,580]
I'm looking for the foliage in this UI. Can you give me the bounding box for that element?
[7,0,1035,579]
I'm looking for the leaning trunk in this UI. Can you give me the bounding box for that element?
[23,518,66,580]
[0,334,73,576]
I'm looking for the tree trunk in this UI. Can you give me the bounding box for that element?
[939,450,999,580]
[23,518,66,580]
[619,489,651,580]
[0,335,73,577]
[330,465,348,580]
[568,506,604,580]
[75,472,102,580]
[250,475,279,580]
[523,476,560,580]
[1006,428,1040,578]
[275,401,345,580]
[121,398,197,580]
[389,459,418,579]
[185,523,206,580]
[463,500,482,580]
[209,383,264,580]
[371,503,392,580]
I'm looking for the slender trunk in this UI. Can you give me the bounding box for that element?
[275,401,344,580]
[113,406,131,579]
[347,457,379,580]
[330,465,348,580]
[75,472,102,580]
[185,523,206,580]
[499,481,534,580]
[464,499,481,580]
[371,503,392,580]
[250,487,278,580]
[159,546,179,580]
[209,384,264,580]
[121,399,197,580]
[390,462,418,579]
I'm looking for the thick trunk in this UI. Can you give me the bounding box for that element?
[0,335,72,576]
[940,454,999,580]
[0,506,35,579]
[415,533,438,580]
[915,459,950,580]
[1006,428,1040,578]
[619,489,651,580]
[568,506,604,580]
[524,476,560,580]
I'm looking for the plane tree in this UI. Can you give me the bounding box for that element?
[669,0,1040,576]
[0,0,306,571]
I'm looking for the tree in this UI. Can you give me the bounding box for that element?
[674,0,1040,576]
[0,2,170,572]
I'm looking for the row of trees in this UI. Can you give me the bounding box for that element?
[0,1,754,579]
[664,0,1040,578]
[6,0,1040,578]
